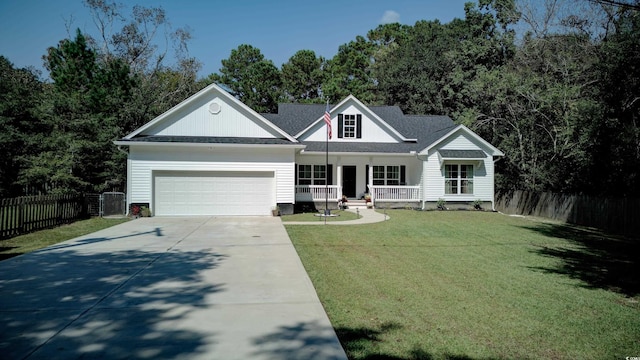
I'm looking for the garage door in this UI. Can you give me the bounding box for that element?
[154,171,274,216]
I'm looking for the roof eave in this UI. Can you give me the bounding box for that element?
[113,140,306,150]
[299,150,416,157]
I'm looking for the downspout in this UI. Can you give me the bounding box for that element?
[414,152,429,210]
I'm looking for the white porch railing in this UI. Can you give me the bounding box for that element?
[370,185,421,202]
[295,185,341,201]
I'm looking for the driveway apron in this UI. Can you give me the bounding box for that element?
[0,217,347,360]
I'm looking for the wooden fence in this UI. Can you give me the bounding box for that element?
[495,190,639,237]
[0,195,87,239]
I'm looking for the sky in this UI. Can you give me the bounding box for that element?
[0,0,471,79]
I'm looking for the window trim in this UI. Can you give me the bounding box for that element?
[337,113,362,139]
[298,164,328,185]
[372,165,403,186]
[444,164,474,195]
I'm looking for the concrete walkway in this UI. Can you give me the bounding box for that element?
[0,217,347,360]
[284,208,390,225]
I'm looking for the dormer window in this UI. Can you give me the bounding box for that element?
[338,114,362,139]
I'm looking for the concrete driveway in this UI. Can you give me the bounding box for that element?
[0,217,347,360]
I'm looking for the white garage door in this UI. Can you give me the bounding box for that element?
[154,171,274,216]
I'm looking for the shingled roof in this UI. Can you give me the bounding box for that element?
[262,103,457,153]
[118,135,296,145]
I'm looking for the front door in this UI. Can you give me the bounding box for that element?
[342,166,356,198]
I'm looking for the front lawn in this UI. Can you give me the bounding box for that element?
[281,209,361,222]
[286,210,640,360]
[0,217,130,261]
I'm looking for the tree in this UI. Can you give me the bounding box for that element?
[84,0,202,130]
[323,36,378,104]
[281,50,325,103]
[18,30,137,194]
[209,44,282,113]
[592,7,640,196]
[0,57,43,197]
[374,19,457,114]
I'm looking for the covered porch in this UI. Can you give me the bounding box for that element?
[294,153,423,207]
[294,184,421,204]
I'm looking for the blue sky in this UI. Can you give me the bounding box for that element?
[0,0,471,79]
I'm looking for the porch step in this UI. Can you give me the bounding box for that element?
[342,199,373,209]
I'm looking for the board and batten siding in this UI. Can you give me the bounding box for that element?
[128,145,296,210]
[422,132,496,205]
[140,95,281,139]
[300,104,400,143]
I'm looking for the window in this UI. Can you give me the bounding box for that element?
[373,165,401,185]
[373,166,385,185]
[338,114,362,139]
[343,114,356,138]
[445,164,474,194]
[298,165,327,185]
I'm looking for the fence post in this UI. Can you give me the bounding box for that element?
[18,197,24,234]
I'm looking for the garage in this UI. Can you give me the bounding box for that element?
[154,171,275,216]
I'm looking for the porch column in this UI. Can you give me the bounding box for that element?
[336,156,342,198]
[368,156,373,193]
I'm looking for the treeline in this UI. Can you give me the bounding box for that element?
[1,0,638,198]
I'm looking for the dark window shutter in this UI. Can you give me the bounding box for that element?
[356,114,362,138]
[338,114,343,138]
[327,164,333,185]
[295,164,298,185]
[400,165,406,185]
[365,165,369,191]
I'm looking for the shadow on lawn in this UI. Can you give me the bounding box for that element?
[0,239,227,359]
[0,246,19,260]
[522,222,640,297]
[253,320,496,360]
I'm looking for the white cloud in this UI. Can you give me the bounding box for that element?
[380,10,400,24]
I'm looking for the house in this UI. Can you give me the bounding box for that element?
[114,83,503,216]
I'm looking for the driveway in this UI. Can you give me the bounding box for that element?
[0,217,347,360]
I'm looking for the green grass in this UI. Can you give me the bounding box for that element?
[281,209,361,222]
[285,210,640,360]
[0,217,130,260]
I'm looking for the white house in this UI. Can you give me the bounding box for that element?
[115,83,503,216]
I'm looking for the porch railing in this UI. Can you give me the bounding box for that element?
[370,185,421,202]
[295,185,341,201]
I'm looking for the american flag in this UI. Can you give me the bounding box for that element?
[324,102,332,139]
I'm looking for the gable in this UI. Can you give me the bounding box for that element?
[124,84,295,141]
[296,96,413,143]
[420,125,504,157]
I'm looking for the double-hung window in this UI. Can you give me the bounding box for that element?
[342,115,356,138]
[298,165,327,185]
[373,165,401,185]
[338,114,362,138]
[445,164,474,194]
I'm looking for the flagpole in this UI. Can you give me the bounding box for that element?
[325,100,330,222]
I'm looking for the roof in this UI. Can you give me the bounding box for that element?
[263,103,457,153]
[116,136,298,146]
[117,86,498,155]
[438,150,487,158]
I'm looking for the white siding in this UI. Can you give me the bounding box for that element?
[440,133,481,150]
[300,104,401,143]
[423,132,497,206]
[128,145,296,212]
[140,95,281,138]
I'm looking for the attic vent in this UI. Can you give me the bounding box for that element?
[209,102,221,114]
